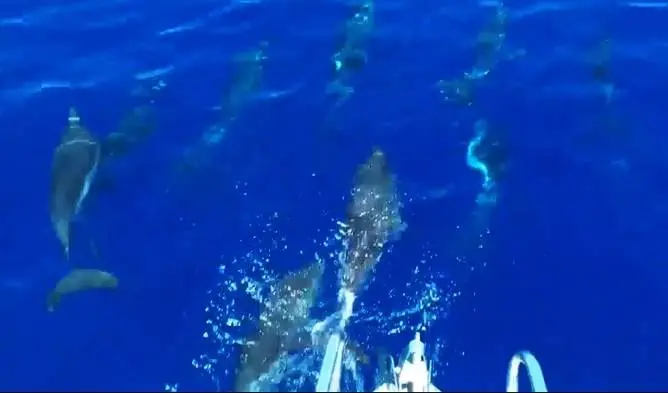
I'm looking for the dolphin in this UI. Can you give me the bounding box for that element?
[47,268,118,312]
[235,260,372,391]
[341,149,404,293]
[49,108,100,258]
[235,260,324,392]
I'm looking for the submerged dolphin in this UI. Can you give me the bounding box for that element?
[235,260,324,392]
[47,268,118,312]
[49,108,100,258]
[235,260,372,391]
[341,149,404,293]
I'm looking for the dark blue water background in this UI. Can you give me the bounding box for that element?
[0,0,667,391]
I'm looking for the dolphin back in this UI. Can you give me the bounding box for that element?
[342,149,403,292]
[235,261,324,391]
[49,109,100,254]
[264,260,324,330]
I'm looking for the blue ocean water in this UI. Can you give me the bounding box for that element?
[1,0,668,391]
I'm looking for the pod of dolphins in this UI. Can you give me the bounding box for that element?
[46,102,160,311]
[47,108,117,312]
[234,149,403,391]
[46,108,407,388]
[47,113,403,385]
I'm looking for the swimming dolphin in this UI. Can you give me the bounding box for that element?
[49,108,100,258]
[235,260,324,392]
[47,268,118,312]
[341,149,404,293]
[235,259,374,391]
